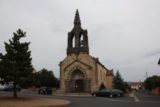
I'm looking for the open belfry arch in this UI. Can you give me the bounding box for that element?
[67,10,89,55]
[59,10,114,93]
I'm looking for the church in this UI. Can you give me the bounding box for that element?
[59,10,114,93]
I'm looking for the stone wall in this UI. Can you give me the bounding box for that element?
[60,53,113,93]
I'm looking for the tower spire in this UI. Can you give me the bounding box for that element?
[67,10,89,55]
[74,9,81,26]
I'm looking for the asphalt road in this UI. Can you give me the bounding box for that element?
[53,93,160,107]
[134,91,160,102]
[1,90,160,107]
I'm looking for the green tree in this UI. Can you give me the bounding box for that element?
[19,73,35,88]
[113,71,126,92]
[36,68,59,88]
[144,75,160,91]
[124,82,131,91]
[0,29,33,98]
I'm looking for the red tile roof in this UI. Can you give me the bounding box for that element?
[106,69,114,76]
[131,82,142,86]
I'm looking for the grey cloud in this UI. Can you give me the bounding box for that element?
[0,0,160,81]
[145,49,160,58]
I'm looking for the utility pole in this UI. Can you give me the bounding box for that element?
[158,59,160,65]
[146,71,148,79]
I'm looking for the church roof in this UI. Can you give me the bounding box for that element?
[92,57,114,76]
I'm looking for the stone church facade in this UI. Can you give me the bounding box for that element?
[59,10,113,93]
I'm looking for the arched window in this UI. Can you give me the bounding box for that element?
[80,34,84,47]
[72,36,75,48]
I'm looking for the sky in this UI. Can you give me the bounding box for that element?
[0,0,160,82]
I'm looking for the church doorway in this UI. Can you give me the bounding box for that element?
[75,79,84,92]
[71,69,85,93]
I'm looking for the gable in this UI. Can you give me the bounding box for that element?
[64,60,92,71]
[60,53,96,69]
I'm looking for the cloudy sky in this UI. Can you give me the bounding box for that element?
[0,0,160,81]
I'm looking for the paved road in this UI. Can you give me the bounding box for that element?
[42,94,159,107]
[1,90,160,107]
[134,91,160,102]
[55,94,160,107]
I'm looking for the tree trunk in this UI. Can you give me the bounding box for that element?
[13,81,17,98]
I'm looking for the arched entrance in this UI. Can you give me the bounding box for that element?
[71,69,84,92]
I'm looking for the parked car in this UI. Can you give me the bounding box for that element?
[38,87,52,95]
[92,89,117,98]
[111,89,124,97]
[4,84,21,91]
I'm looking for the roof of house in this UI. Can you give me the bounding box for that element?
[131,82,142,86]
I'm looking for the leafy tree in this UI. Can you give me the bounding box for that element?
[19,73,35,88]
[19,69,59,89]
[113,71,126,92]
[0,29,33,98]
[123,82,131,91]
[99,83,106,90]
[144,75,160,91]
[36,68,59,88]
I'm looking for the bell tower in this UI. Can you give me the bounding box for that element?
[60,10,114,93]
[67,10,89,55]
